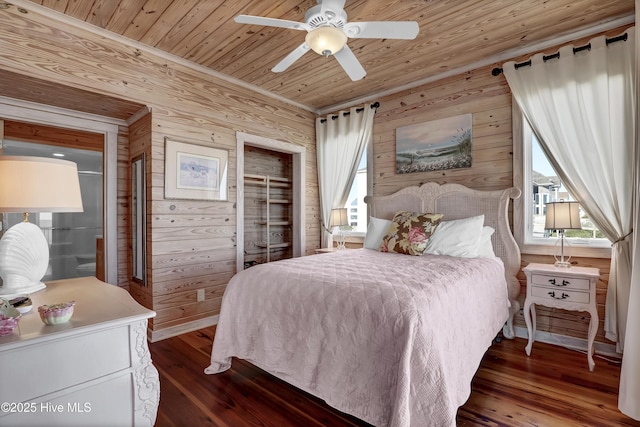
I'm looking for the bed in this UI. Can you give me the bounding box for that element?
[206,182,522,427]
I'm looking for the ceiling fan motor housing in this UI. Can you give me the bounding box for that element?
[305,4,347,29]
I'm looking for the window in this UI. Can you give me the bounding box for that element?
[343,147,370,234]
[515,109,610,257]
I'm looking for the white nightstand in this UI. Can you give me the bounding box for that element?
[522,263,600,371]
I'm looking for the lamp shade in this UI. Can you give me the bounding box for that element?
[545,201,581,230]
[0,156,83,212]
[330,207,349,228]
[305,26,347,56]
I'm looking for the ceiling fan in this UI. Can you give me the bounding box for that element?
[234,0,419,81]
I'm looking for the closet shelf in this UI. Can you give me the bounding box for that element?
[244,174,291,188]
[257,221,291,226]
[257,199,291,204]
[256,242,292,249]
[244,172,293,263]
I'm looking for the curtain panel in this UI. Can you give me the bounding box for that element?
[503,27,638,420]
[316,106,375,248]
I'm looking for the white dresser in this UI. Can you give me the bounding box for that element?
[0,277,159,426]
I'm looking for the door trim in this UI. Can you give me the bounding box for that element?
[236,132,306,273]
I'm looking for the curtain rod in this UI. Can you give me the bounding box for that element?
[319,101,380,123]
[491,32,628,76]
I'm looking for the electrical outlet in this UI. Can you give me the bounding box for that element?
[197,289,205,302]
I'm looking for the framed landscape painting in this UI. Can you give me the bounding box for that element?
[395,113,472,174]
[164,138,229,201]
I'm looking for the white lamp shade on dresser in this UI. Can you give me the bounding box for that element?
[0,156,83,213]
[0,156,83,296]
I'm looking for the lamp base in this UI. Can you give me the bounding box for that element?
[0,221,50,297]
[554,260,571,268]
[0,281,45,298]
[336,229,346,250]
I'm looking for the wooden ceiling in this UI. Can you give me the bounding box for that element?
[24,0,634,112]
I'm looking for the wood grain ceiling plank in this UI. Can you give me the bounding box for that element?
[63,0,95,20]
[85,0,120,28]
[163,0,256,61]
[40,0,67,13]
[122,0,172,40]
[137,0,199,47]
[413,3,632,71]
[197,1,312,68]
[104,0,148,35]
[218,27,308,78]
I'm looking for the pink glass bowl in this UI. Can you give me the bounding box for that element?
[0,314,21,336]
[38,301,75,325]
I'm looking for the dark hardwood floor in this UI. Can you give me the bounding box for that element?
[150,327,640,427]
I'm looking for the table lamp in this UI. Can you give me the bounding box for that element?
[545,200,581,268]
[0,156,83,297]
[330,208,349,250]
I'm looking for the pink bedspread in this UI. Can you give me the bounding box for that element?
[206,249,509,426]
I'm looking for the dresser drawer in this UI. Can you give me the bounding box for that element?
[531,286,590,304]
[531,273,590,291]
[0,325,131,404]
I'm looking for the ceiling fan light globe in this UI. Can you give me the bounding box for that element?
[305,26,347,56]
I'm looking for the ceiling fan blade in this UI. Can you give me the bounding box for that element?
[234,15,310,31]
[334,45,366,81]
[344,21,419,39]
[272,43,311,72]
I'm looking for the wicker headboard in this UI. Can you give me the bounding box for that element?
[365,182,522,338]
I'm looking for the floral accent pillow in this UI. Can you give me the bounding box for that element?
[379,211,444,255]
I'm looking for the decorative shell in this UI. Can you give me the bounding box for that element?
[0,222,49,291]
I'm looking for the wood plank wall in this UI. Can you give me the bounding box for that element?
[369,25,632,347]
[0,6,318,338]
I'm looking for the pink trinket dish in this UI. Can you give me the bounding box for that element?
[0,299,22,336]
[38,301,75,325]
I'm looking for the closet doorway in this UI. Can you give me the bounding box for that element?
[236,132,305,273]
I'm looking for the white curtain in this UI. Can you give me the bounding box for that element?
[317,105,375,247]
[619,21,640,421]
[503,28,639,420]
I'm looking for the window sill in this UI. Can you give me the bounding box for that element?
[519,242,611,259]
[342,233,365,243]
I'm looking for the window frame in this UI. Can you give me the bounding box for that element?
[512,102,611,259]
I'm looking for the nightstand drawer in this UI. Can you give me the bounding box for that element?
[531,286,590,304]
[530,273,590,291]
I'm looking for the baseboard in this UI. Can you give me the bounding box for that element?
[148,315,219,343]
[513,326,620,358]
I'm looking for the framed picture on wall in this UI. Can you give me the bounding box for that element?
[395,113,472,174]
[164,138,229,201]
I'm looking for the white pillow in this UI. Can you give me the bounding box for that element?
[477,226,496,258]
[424,215,485,258]
[364,217,393,250]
